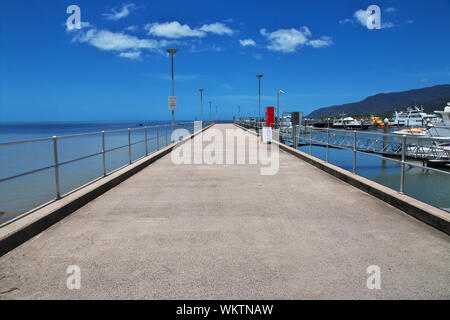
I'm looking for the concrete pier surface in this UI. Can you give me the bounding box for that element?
[0,124,449,299]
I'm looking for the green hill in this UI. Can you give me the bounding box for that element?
[307,84,450,118]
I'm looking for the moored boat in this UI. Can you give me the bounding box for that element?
[392,106,440,127]
[331,116,370,130]
[392,103,450,146]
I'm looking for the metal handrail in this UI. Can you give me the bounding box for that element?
[0,122,194,146]
[237,119,450,197]
[305,132,450,175]
[0,121,199,209]
[298,126,450,141]
[238,119,450,142]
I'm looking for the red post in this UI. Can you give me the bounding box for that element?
[265,106,275,128]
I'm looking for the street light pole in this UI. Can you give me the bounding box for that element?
[166,49,178,128]
[199,89,204,123]
[277,90,285,127]
[256,75,263,135]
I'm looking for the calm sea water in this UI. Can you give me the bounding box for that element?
[0,121,448,224]
[0,120,200,224]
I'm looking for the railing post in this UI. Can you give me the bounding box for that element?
[309,127,312,154]
[293,125,297,148]
[192,121,194,134]
[156,126,160,150]
[166,126,168,145]
[353,131,357,174]
[326,128,329,163]
[145,127,148,156]
[102,131,106,176]
[52,136,61,199]
[400,135,406,194]
[128,128,132,164]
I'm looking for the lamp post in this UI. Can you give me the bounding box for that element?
[199,89,204,123]
[277,90,285,127]
[256,74,263,134]
[166,49,178,128]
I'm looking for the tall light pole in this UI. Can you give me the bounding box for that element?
[256,74,263,134]
[199,89,204,123]
[277,90,285,126]
[166,49,178,128]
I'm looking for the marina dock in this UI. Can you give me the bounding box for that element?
[0,124,449,299]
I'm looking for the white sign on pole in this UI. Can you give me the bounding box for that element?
[262,127,272,143]
[168,96,177,110]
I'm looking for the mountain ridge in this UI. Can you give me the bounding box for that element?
[307,84,450,117]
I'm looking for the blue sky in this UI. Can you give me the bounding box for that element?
[1,0,449,121]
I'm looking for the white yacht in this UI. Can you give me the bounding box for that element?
[392,106,440,127]
[427,103,450,142]
[279,113,293,136]
[392,103,450,146]
[331,116,369,130]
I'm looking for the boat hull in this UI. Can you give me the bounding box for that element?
[331,124,370,130]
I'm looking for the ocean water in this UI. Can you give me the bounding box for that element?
[0,120,201,224]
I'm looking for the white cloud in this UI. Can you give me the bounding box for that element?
[354,9,369,26]
[239,39,256,47]
[260,28,308,53]
[126,25,138,31]
[70,27,174,60]
[67,20,228,59]
[199,23,233,35]
[73,29,164,52]
[103,3,137,21]
[259,27,331,53]
[145,21,206,38]
[385,7,396,13]
[145,21,234,38]
[119,51,141,60]
[307,36,333,48]
[66,21,92,32]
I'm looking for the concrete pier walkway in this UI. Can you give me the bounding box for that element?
[0,124,449,299]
